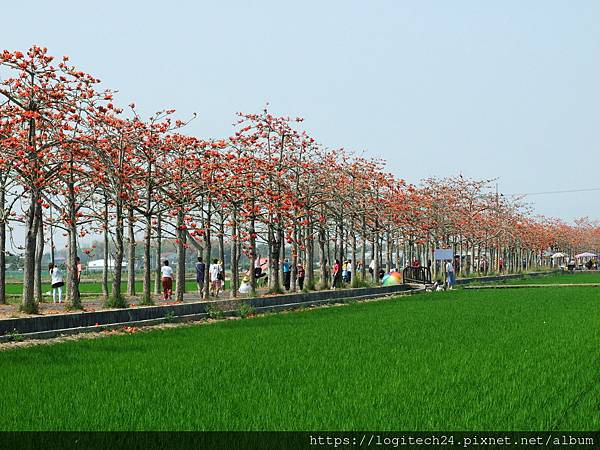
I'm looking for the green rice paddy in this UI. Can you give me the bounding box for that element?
[3,279,231,301]
[1,285,599,431]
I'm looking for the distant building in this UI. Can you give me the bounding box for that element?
[87,258,128,271]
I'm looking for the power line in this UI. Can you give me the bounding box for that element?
[511,187,600,197]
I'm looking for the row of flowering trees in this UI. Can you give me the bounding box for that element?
[1,47,599,312]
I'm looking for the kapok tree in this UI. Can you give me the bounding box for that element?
[0,47,108,312]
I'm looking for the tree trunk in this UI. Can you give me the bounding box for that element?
[176,210,186,302]
[291,225,298,291]
[361,215,367,280]
[34,208,44,304]
[248,212,257,296]
[111,199,125,304]
[203,202,212,299]
[268,221,282,293]
[22,195,40,313]
[218,214,226,292]
[373,224,380,284]
[318,225,327,289]
[67,216,81,309]
[230,208,239,298]
[0,218,5,305]
[143,164,153,303]
[351,227,358,288]
[386,231,392,272]
[102,196,109,299]
[127,208,136,296]
[0,175,6,305]
[279,225,285,289]
[142,211,153,304]
[154,213,162,295]
[305,221,315,290]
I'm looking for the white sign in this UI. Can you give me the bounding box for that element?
[434,249,454,261]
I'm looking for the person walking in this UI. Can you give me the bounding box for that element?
[216,259,224,296]
[49,263,64,304]
[341,260,348,284]
[75,256,82,283]
[161,260,173,301]
[453,255,461,275]
[195,257,206,297]
[297,262,305,291]
[346,259,352,284]
[209,259,221,297]
[446,259,455,290]
[283,258,291,290]
[331,259,341,289]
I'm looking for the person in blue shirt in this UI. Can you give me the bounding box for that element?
[283,258,291,290]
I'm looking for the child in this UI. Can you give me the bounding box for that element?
[341,260,348,284]
[239,275,252,294]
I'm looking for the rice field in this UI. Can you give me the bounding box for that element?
[1,285,599,431]
[3,280,231,300]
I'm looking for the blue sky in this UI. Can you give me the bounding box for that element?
[2,0,599,221]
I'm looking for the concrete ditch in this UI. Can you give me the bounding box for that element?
[456,270,558,285]
[0,284,424,342]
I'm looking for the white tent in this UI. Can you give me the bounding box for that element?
[575,252,596,258]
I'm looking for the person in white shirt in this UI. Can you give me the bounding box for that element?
[209,259,222,297]
[346,260,353,283]
[49,263,64,304]
[239,275,252,294]
[368,259,375,275]
[161,260,173,301]
[446,260,455,290]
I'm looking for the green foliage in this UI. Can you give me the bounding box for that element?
[237,303,255,318]
[19,302,38,314]
[104,295,128,309]
[138,295,155,306]
[164,311,176,323]
[304,280,316,291]
[351,278,373,288]
[6,328,23,342]
[206,305,225,320]
[67,298,84,311]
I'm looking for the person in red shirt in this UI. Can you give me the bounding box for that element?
[331,259,341,290]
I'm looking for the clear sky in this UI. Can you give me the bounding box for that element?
[2,0,599,222]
